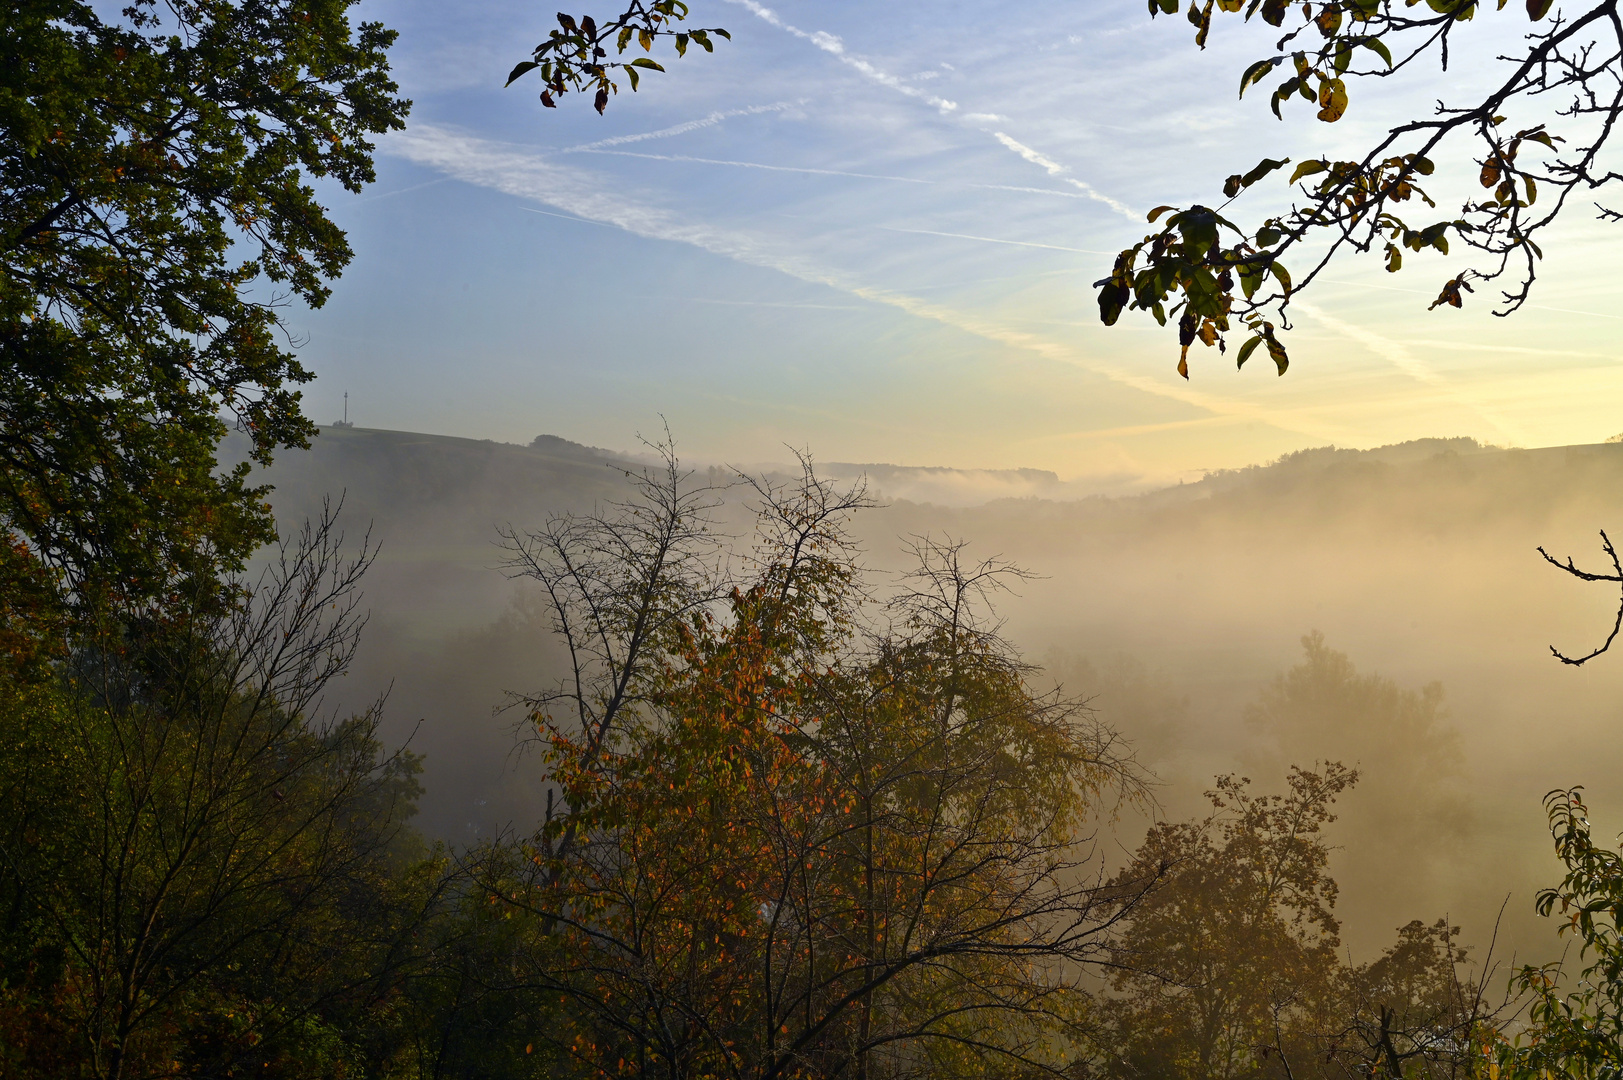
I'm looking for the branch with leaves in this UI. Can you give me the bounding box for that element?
[1101,0,1623,378]
[506,2,730,112]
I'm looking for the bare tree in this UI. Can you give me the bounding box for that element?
[1538,531,1623,664]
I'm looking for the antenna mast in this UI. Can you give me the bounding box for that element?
[343,392,348,425]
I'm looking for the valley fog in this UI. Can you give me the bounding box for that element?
[232,427,1623,967]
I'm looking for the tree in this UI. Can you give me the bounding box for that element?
[0,508,434,1079]
[1099,765,1502,1080]
[506,2,731,113]
[1246,633,1471,917]
[1101,765,1356,1080]
[473,449,1150,1079]
[1,0,409,613]
[1095,0,1621,378]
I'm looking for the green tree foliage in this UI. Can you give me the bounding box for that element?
[1098,0,1616,377]
[1103,765,1357,1080]
[1100,765,1499,1080]
[0,0,409,611]
[472,452,1149,1079]
[0,512,434,1079]
[506,2,730,113]
[1496,788,1623,1079]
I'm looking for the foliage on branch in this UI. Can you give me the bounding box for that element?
[506,2,730,113]
[1,0,409,611]
[1102,0,1618,378]
[1495,788,1623,1079]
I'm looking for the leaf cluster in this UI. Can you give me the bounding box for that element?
[1107,0,1615,376]
[506,2,730,113]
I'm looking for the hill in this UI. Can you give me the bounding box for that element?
[231,425,1623,962]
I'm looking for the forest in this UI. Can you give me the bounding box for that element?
[10,0,1623,1077]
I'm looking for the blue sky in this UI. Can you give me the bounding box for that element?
[287,0,1623,489]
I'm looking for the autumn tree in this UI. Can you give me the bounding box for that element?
[1096,0,1623,378]
[472,449,1150,1079]
[1,0,408,616]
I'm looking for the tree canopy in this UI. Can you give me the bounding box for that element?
[1,0,408,612]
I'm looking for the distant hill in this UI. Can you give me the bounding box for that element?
[225,425,1623,965]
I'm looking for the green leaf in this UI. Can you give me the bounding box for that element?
[1272,262,1293,293]
[1266,334,1289,375]
[629,58,666,71]
[1235,334,1263,369]
[505,60,540,86]
[1256,226,1283,247]
[1358,36,1394,67]
[1147,205,1178,223]
[1240,157,1290,188]
[1289,159,1327,184]
[1239,57,1282,98]
[1527,0,1554,16]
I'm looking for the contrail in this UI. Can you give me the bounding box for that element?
[1294,300,1529,446]
[386,124,1336,440]
[878,225,1117,256]
[561,102,803,152]
[723,0,958,113]
[714,2,1138,219]
[571,148,1105,202]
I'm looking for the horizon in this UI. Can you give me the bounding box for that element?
[289,0,1623,491]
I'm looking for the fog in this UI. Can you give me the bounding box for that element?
[228,427,1623,969]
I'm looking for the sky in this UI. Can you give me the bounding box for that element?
[287,0,1623,490]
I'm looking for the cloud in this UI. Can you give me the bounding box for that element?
[561,102,804,152]
[384,124,1335,439]
[723,0,959,113]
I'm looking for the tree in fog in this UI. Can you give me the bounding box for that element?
[1100,763,1503,1080]
[1100,765,1356,1080]
[473,448,1151,1079]
[1245,632,1470,922]
[0,510,432,1078]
